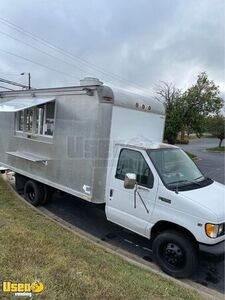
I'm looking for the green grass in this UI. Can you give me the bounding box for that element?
[185,152,198,160]
[207,146,225,152]
[0,177,203,300]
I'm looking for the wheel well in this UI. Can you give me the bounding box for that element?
[150,221,198,246]
[15,173,29,193]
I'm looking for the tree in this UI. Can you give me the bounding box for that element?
[182,72,223,137]
[154,82,183,144]
[154,73,224,144]
[207,115,225,147]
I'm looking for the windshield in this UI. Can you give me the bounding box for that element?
[147,148,206,189]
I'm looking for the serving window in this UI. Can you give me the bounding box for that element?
[15,101,56,139]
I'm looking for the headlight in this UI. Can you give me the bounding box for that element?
[218,223,225,235]
[205,223,225,238]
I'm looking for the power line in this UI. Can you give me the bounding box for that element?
[0,30,88,76]
[0,48,81,81]
[0,72,20,76]
[0,77,29,89]
[0,85,15,91]
[0,32,153,97]
[0,16,153,95]
[0,53,160,102]
[0,47,144,95]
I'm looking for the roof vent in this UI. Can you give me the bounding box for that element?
[80,77,103,86]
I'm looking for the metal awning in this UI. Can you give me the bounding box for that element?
[0,97,55,112]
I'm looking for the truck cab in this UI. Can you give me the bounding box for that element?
[106,140,225,278]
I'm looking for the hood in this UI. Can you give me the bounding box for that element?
[181,181,225,223]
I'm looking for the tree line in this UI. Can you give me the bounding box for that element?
[154,72,225,147]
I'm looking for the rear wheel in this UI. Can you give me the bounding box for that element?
[42,185,54,204]
[152,230,198,278]
[24,180,45,206]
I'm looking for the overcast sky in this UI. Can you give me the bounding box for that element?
[0,0,224,97]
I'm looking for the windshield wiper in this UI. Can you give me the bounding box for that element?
[194,176,205,181]
[167,179,203,194]
[167,179,186,185]
[168,179,203,187]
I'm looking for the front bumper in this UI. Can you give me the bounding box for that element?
[199,240,225,256]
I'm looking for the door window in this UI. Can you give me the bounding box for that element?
[116,148,154,188]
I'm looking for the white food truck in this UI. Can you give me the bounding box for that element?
[0,77,224,278]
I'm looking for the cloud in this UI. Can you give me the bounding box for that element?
[0,0,224,95]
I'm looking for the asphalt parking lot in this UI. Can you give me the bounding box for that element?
[180,137,224,184]
[41,137,224,295]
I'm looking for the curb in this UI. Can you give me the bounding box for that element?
[206,150,224,154]
[3,175,224,300]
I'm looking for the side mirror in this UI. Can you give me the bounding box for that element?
[124,173,137,189]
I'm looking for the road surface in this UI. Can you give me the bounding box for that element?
[180,137,224,184]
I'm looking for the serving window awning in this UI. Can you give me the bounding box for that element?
[0,97,55,112]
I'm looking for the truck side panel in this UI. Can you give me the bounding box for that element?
[0,91,112,203]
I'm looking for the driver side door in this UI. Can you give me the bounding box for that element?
[106,147,158,237]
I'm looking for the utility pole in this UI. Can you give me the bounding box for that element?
[21,72,31,89]
[28,72,31,90]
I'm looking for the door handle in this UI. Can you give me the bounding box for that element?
[110,189,113,197]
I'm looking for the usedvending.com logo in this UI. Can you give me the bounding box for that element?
[2,280,44,297]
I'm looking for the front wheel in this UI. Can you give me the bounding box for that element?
[152,230,198,278]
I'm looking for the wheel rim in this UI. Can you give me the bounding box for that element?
[160,242,185,270]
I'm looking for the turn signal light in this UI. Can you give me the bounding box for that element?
[205,224,219,238]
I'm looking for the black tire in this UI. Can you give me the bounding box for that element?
[152,230,198,278]
[24,180,45,206]
[42,185,54,205]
